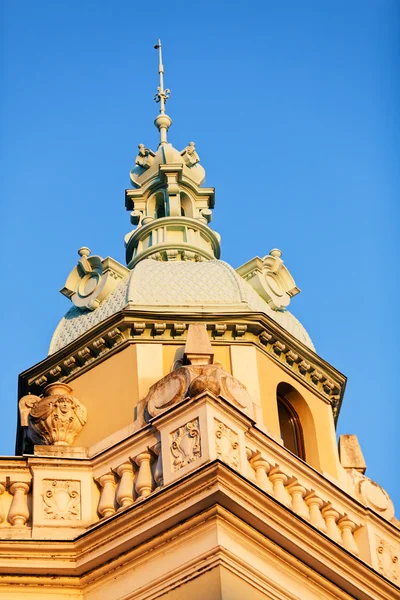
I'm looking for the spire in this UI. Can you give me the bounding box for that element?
[124,43,220,268]
[153,40,172,145]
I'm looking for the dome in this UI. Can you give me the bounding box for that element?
[49,259,314,354]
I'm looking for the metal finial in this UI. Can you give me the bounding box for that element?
[154,40,170,114]
[153,40,172,145]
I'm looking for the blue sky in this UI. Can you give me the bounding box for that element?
[1,1,399,509]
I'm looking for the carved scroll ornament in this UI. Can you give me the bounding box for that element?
[237,249,300,310]
[142,362,253,423]
[348,469,395,522]
[43,479,81,520]
[20,383,87,446]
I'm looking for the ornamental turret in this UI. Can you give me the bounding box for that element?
[124,40,220,268]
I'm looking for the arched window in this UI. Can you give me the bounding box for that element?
[156,201,165,218]
[277,394,305,460]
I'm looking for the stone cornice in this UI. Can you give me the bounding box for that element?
[0,463,397,599]
[18,310,346,422]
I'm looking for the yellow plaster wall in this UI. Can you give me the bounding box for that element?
[162,343,232,375]
[71,345,138,447]
[255,348,340,479]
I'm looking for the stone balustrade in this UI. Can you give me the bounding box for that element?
[0,393,397,587]
[0,468,31,529]
[246,447,360,555]
[96,446,159,518]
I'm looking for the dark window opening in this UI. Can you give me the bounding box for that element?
[277,394,305,460]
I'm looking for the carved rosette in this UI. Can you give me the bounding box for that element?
[376,536,399,583]
[215,420,239,469]
[43,479,81,520]
[170,419,201,471]
[21,383,87,447]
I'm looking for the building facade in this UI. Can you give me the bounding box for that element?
[1,44,399,599]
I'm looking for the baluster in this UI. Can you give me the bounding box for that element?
[249,451,273,494]
[337,516,359,555]
[153,442,163,488]
[286,479,309,520]
[115,462,135,509]
[304,492,326,531]
[0,483,5,524]
[97,473,116,518]
[9,482,30,526]
[268,466,291,506]
[321,502,342,543]
[135,451,153,500]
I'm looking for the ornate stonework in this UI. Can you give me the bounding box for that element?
[237,249,300,310]
[21,383,87,447]
[180,142,200,167]
[215,420,239,469]
[141,362,253,425]
[60,247,128,311]
[170,419,201,471]
[376,536,399,583]
[135,144,156,170]
[43,480,81,520]
[349,469,395,521]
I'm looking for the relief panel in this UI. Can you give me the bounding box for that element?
[376,536,399,584]
[170,418,201,472]
[42,479,81,520]
[215,419,239,469]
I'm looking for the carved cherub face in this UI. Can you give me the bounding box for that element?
[55,396,74,414]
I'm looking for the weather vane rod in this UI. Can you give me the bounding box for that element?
[153,39,172,145]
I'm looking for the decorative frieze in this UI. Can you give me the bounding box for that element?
[42,479,81,520]
[170,419,201,472]
[215,420,239,469]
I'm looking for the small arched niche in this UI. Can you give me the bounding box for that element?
[147,192,165,219]
[180,193,194,218]
[277,382,319,468]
